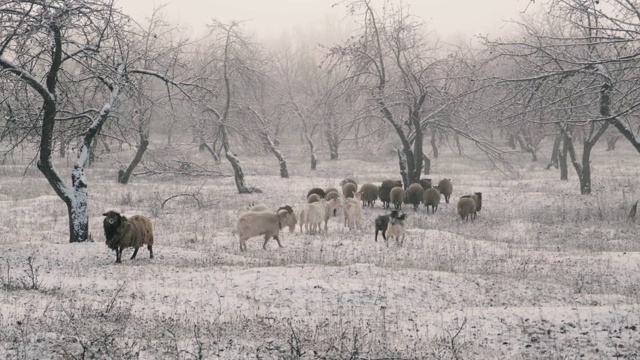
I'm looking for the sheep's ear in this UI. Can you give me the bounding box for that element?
[102,212,108,216]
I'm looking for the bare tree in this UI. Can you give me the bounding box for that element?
[0,1,189,242]
[327,0,506,186]
[482,0,637,194]
[192,20,263,193]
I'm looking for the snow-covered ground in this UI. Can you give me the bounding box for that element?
[1,143,640,359]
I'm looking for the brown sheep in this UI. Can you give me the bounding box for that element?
[457,196,477,222]
[390,186,404,210]
[437,178,453,203]
[379,179,403,209]
[422,188,441,214]
[358,183,379,207]
[460,192,483,219]
[418,179,432,191]
[405,183,424,211]
[342,182,357,198]
[103,211,154,264]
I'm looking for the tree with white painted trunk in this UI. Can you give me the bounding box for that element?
[0,1,189,242]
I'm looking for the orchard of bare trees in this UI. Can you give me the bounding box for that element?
[2,0,640,243]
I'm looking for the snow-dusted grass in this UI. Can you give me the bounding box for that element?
[1,141,640,359]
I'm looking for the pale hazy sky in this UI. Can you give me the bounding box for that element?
[117,0,533,40]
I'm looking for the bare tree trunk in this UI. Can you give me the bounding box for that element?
[546,133,562,169]
[305,133,318,170]
[397,149,408,188]
[117,132,149,184]
[430,131,439,159]
[221,126,257,194]
[422,153,431,175]
[454,133,463,155]
[560,120,608,194]
[560,134,569,180]
[201,142,221,164]
[261,132,288,178]
[507,132,517,149]
[326,119,339,160]
[606,135,619,151]
[517,131,537,161]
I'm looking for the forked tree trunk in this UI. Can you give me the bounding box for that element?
[201,142,221,164]
[220,126,255,194]
[117,132,149,184]
[261,132,288,178]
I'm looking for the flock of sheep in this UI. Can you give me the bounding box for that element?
[235,177,483,252]
[100,177,483,262]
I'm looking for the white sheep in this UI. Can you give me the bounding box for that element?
[322,197,341,231]
[342,192,361,228]
[237,205,296,251]
[306,200,326,234]
[344,192,363,230]
[385,213,406,247]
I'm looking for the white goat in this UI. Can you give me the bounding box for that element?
[237,205,296,251]
[385,213,407,247]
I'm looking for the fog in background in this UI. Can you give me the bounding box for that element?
[117,0,532,41]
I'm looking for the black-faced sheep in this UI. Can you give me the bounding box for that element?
[457,197,477,222]
[437,178,453,203]
[307,188,326,200]
[358,183,379,207]
[379,180,403,209]
[422,188,441,214]
[374,210,400,242]
[385,213,407,247]
[237,205,296,251]
[307,193,321,203]
[405,183,424,211]
[460,192,483,219]
[390,186,404,210]
[103,211,154,264]
[342,182,357,198]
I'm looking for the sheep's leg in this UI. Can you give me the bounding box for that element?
[263,235,271,249]
[116,247,122,264]
[273,235,284,248]
[148,245,153,259]
[131,247,139,259]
